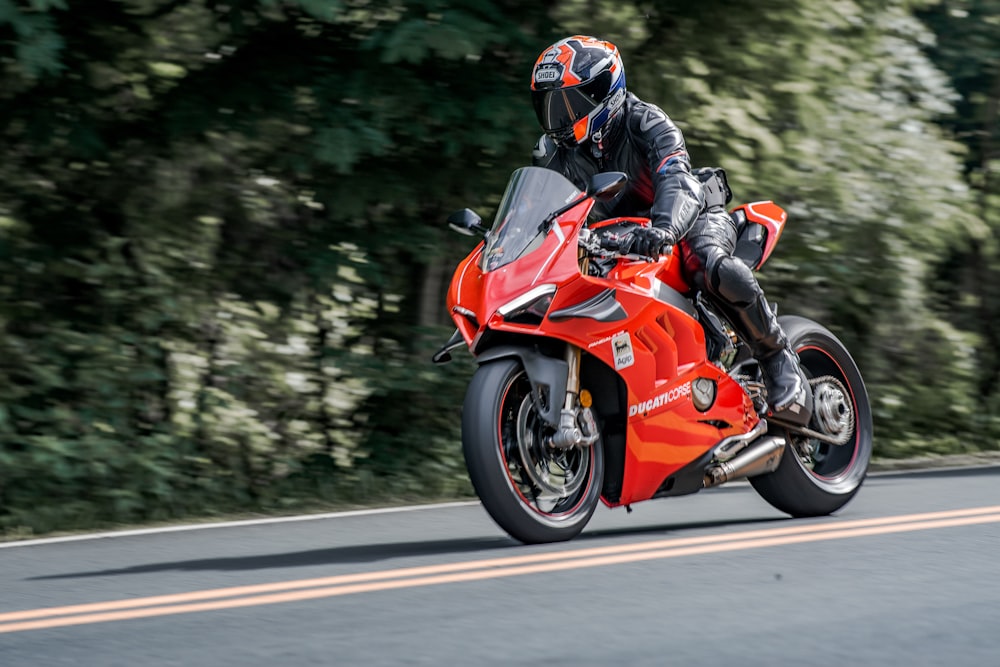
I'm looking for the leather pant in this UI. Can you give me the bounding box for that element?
[679,205,787,357]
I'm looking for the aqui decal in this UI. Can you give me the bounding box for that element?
[612,331,634,370]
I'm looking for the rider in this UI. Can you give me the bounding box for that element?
[529,35,809,415]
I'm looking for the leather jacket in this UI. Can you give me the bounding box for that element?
[531,92,705,245]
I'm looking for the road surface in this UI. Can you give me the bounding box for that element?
[2,466,999,666]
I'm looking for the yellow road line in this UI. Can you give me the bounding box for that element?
[2,506,998,634]
[3,504,995,624]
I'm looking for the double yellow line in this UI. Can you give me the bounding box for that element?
[3,505,999,634]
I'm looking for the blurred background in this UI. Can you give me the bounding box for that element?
[0,0,997,535]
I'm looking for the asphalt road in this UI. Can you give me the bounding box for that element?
[2,466,999,666]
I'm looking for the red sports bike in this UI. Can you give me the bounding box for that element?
[435,166,872,544]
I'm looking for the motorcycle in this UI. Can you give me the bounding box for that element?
[434,166,872,544]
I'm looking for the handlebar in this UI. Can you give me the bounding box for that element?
[578,227,621,254]
[579,225,672,262]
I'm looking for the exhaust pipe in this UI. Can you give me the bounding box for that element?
[704,436,786,488]
[711,420,767,462]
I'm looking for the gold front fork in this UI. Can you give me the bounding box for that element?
[567,244,587,411]
[578,244,590,277]
[546,244,598,448]
[550,342,599,449]
[564,343,581,412]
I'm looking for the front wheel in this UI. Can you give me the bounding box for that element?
[750,316,873,517]
[462,358,603,544]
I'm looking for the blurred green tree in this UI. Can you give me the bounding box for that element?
[0,0,992,533]
[0,0,555,531]
[919,0,1000,437]
[559,0,981,453]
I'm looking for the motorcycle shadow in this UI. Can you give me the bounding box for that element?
[29,517,796,581]
[29,536,516,580]
[578,514,791,541]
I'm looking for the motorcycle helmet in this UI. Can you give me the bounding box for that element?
[530,35,626,147]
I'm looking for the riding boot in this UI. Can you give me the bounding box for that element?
[723,294,812,419]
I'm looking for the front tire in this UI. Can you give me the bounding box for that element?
[750,316,873,516]
[462,358,603,544]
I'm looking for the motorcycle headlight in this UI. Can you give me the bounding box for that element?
[498,284,557,325]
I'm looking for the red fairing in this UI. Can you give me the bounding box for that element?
[447,197,760,508]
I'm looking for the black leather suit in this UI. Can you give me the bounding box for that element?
[533,92,806,412]
[532,93,702,245]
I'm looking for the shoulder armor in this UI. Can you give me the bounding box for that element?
[626,98,672,139]
[625,97,689,174]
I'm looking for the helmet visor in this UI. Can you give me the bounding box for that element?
[531,70,613,139]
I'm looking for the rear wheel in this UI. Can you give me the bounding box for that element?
[462,358,603,544]
[750,316,873,516]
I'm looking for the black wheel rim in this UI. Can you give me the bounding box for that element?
[793,345,869,486]
[496,370,595,519]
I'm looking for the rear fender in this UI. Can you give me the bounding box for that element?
[476,345,568,428]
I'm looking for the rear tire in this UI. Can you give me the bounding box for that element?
[749,316,873,516]
[462,358,603,544]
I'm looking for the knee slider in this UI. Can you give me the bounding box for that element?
[709,255,761,307]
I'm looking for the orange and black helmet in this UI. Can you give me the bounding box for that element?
[530,36,626,147]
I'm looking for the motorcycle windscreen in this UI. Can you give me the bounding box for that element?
[481,166,581,272]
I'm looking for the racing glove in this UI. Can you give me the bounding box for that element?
[620,226,673,259]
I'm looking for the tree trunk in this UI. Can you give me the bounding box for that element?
[314,290,336,458]
[418,259,447,330]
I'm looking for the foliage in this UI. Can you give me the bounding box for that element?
[919,0,1000,437]
[542,0,986,455]
[0,0,546,533]
[0,0,996,534]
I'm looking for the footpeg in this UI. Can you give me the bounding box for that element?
[768,378,813,426]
